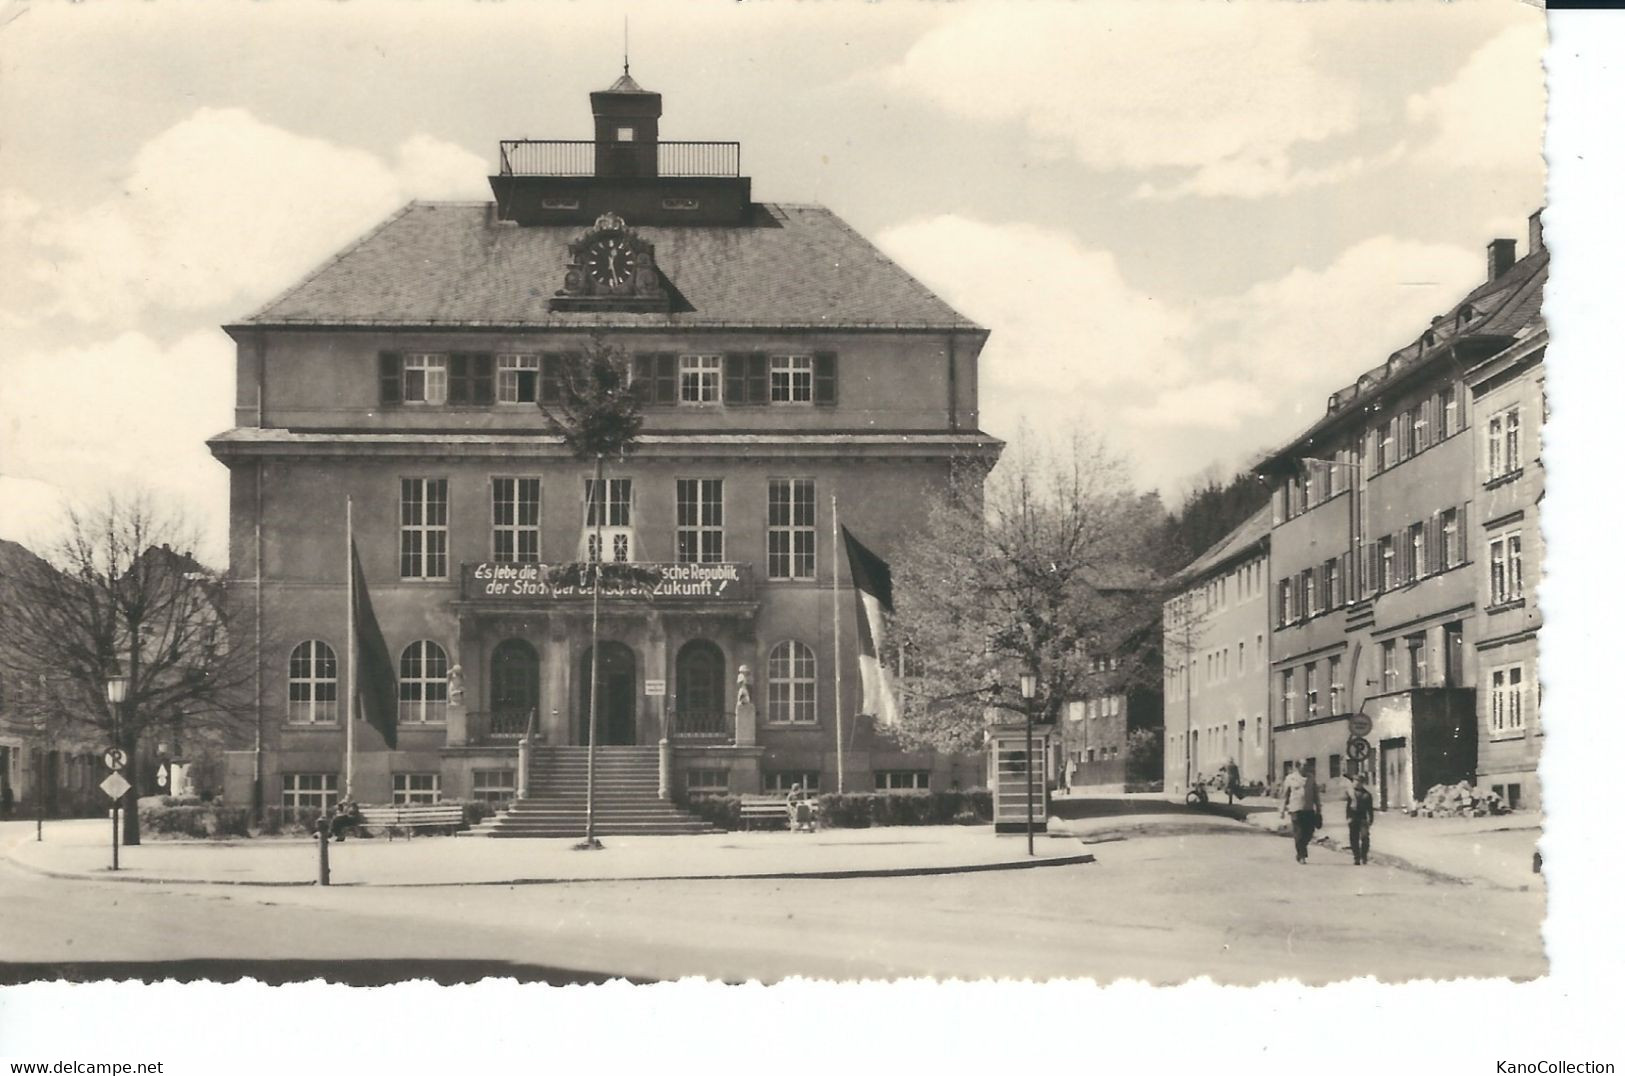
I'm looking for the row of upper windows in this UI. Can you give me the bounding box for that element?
[394,475,820,580]
[378,351,839,408]
[1274,504,1468,629]
[1278,653,1346,725]
[1166,632,1267,694]
[287,638,823,726]
[1277,381,1468,524]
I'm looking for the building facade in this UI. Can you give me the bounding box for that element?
[1464,215,1546,808]
[1259,217,1546,810]
[210,74,1001,815]
[1161,507,1271,798]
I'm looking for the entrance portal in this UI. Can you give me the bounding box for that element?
[490,639,540,738]
[578,641,638,745]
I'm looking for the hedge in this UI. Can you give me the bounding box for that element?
[137,799,496,840]
[683,790,993,831]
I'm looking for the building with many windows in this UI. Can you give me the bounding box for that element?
[1464,214,1546,808]
[1161,507,1271,799]
[209,73,1000,822]
[1258,217,1545,810]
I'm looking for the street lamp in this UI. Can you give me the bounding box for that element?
[105,669,129,869]
[1019,672,1037,858]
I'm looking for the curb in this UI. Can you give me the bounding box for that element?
[2,841,1095,890]
[1236,813,1535,890]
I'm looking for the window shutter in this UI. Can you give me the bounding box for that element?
[655,353,678,404]
[380,351,402,405]
[748,352,770,404]
[813,351,837,406]
[1365,543,1380,596]
[540,354,564,405]
[634,354,655,403]
[472,353,495,405]
[1453,381,1468,432]
[724,354,747,404]
[1340,551,1352,606]
[447,353,470,404]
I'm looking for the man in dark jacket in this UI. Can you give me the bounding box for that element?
[1344,774,1375,865]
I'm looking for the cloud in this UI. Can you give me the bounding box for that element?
[1133,143,1410,202]
[0,330,235,564]
[1406,20,1548,174]
[4,108,489,328]
[883,4,1361,191]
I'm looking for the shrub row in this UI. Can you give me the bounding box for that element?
[137,800,496,840]
[683,790,993,831]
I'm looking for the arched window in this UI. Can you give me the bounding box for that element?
[767,641,816,724]
[399,640,449,724]
[288,640,338,724]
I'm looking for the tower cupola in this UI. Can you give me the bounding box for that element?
[590,70,662,178]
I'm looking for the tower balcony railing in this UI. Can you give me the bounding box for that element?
[498,140,741,178]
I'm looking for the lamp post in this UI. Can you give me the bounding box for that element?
[105,670,129,870]
[1019,671,1037,857]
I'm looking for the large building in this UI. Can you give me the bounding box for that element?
[209,73,1001,820]
[1258,216,1546,810]
[1161,507,1271,799]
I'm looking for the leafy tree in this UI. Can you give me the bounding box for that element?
[1125,726,1163,785]
[890,432,1170,756]
[0,496,252,844]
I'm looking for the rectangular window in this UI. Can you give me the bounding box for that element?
[1406,632,1426,688]
[685,769,730,797]
[1305,661,1319,719]
[770,355,814,403]
[875,770,930,792]
[1281,669,1296,725]
[1382,640,1398,691]
[403,353,448,405]
[767,478,816,580]
[1328,655,1344,714]
[497,354,541,404]
[492,477,542,564]
[282,773,338,811]
[1489,532,1524,605]
[1413,405,1430,452]
[1379,420,1395,470]
[1379,536,1396,591]
[764,771,821,794]
[1326,557,1342,609]
[1491,665,1527,735]
[1305,568,1318,617]
[1442,508,1461,568]
[1488,405,1523,479]
[400,478,449,579]
[616,126,635,142]
[679,355,722,404]
[1399,408,1417,460]
[391,773,441,805]
[676,479,724,563]
[471,769,516,803]
[584,478,633,562]
[1408,523,1425,583]
[1444,384,1461,434]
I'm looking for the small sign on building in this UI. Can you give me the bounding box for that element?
[644,679,667,697]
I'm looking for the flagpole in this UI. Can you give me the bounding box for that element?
[832,493,844,795]
[345,496,355,801]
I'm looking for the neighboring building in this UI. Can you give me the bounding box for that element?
[1463,212,1547,809]
[1259,220,1546,810]
[1161,506,1271,798]
[208,73,1001,819]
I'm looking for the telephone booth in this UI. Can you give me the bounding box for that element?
[989,723,1053,834]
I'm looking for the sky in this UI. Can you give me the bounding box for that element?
[0,0,1547,566]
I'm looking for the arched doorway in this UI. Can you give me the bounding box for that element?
[490,639,540,737]
[578,641,637,745]
[674,639,727,738]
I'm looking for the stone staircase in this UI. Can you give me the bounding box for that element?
[475,745,718,838]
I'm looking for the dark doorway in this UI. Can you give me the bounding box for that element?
[579,641,637,746]
[675,639,726,736]
[1380,737,1410,810]
[490,639,540,737]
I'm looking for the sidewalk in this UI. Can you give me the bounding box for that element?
[1236,802,1543,890]
[1,819,1092,888]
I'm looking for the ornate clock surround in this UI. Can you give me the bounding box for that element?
[551,211,670,312]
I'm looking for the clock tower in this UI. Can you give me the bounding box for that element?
[590,70,662,179]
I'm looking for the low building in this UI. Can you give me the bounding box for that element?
[1162,506,1271,798]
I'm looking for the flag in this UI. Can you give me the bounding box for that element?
[841,526,899,726]
[351,539,398,749]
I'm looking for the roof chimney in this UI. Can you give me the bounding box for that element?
[1487,237,1517,282]
[1528,209,1543,254]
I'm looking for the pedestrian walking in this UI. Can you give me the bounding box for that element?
[1224,758,1241,805]
[1344,773,1375,865]
[1279,760,1321,864]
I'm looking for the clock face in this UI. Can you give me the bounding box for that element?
[584,236,635,288]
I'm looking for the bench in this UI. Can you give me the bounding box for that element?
[739,794,790,830]
[356,803,467,839]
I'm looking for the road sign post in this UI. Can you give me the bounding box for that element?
[100,770,131,871]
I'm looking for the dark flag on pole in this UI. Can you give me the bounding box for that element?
[351,540,398,749]
[841,526,899,726]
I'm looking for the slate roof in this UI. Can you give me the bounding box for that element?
[237,202,981,332]
[1172,505,1272,586]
